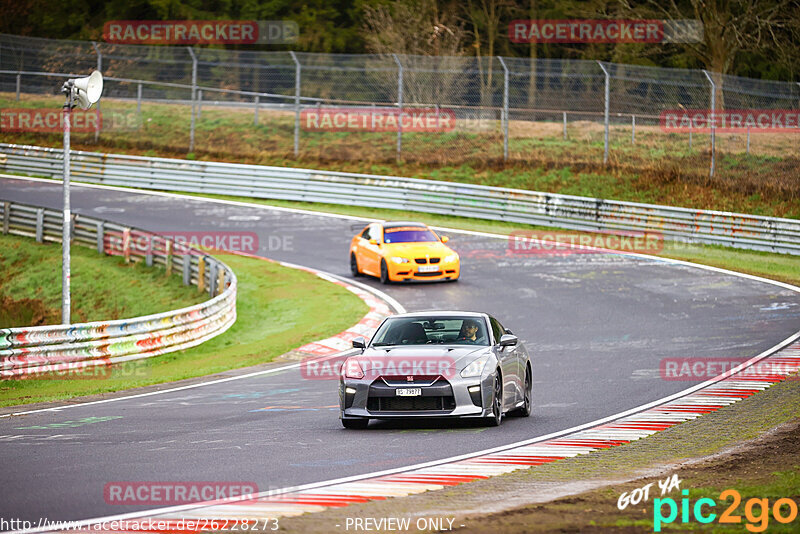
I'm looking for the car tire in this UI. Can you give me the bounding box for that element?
[484,372,503,427]
[350,253,361,277]
[510,366,532,417]
[342,418,369,429]
[380,259,390,284]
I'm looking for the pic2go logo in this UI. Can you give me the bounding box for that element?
[654,489,799,532]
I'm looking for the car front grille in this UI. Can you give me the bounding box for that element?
[366,377,455,413]
[414,271,442,277]
[368,396,455,412]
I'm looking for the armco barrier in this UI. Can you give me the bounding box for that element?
[1,143,800,254]
[0,199,237,379]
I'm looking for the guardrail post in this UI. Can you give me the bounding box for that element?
[183,253,191,285]
[187,47,197,153]
[563,111,567,140]
[2,202,9,234]
[122,227,131,263]
[702,69,716,177]
[92,42,101,142]
[254,95,259,126]
[631,115,636,144]
[392,53,403,161]
[498,56,509,162]
[197,256,206,292]
[16,73,21,101]
[145,235,153,266]
[597,61,610,165]
[165,240,173,275]
[289,51,301,156]
[35,208,44,242]
[209,260,217,296]
[96,221,104,254]
[217,264,225,295]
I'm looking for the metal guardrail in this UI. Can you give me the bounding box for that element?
[1,143,799,255]
[0,198,237,378]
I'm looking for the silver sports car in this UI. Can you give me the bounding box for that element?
[339,311,532,429]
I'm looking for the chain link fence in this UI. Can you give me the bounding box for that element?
[1,32,798,190]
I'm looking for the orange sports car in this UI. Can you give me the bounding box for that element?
[350,221,460,283]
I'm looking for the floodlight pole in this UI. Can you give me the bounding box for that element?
[61,82,73,325]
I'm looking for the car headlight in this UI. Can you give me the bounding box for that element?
[444,254,458,263]
[342,358,365,379]
[390,256,410,264]
[460,354,490,378]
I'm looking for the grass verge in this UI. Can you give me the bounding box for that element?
[0,238,368,407]
[0,232,207,327]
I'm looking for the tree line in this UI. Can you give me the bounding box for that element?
[3,0,798,81]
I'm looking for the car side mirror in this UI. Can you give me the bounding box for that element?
[499,334,518,347]
[352,337,367,350]
[441,236,449,243]
[368,239,378,246]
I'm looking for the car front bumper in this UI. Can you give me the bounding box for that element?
[340,371,494,420]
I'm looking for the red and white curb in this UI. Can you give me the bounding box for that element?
[67,339,796,530]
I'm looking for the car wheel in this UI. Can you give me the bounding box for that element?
[380,259,390,284]
[484,372,503,427]
[342,418,369,429]
[350,253,361,277]
[510,366,532,417]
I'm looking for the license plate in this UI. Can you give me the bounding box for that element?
[396,388,422,396]
[418,265,438,273]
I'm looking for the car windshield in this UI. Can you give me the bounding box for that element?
[371,317,490,346]
[383,226,438,243]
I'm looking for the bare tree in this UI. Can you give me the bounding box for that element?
[362,0,469,105]
[465,0,510,106]
[623,0,797,107]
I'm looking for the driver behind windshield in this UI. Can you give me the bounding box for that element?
[457,319,484,344]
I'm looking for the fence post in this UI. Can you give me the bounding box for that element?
[563,111,567,140]
[289,51,301,156]
[16,73,21,101]
[197,89,202,119]
[746,127,750,155]
[498,56,509,162]
[597,61,610,165]
[209,260,217,296]
[254,95,259,126]
[187,47,197,153]
[689,128,692,150]
[392,53,403,160]
[136,82,142,117]
[631,115,636,144]
[91,42,102,142]
[702,69,716,177]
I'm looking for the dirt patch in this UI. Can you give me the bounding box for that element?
[0,295,59,328]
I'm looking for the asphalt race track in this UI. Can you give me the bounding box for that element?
[2,176,799,524]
